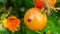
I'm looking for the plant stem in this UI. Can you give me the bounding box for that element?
[55,7,60,10]
[36,31,41,34]
[6,7,12,17]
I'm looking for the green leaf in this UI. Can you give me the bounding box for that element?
[0,24,9,34]
[25,27,39,34]
[25,0,34,8]
[55,27,60,34]
[0,0,4,2]
[0,0,7,3]
[13,0,23,7]
[41,20,56,34]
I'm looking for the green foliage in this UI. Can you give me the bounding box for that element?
[25,0,34,8]
[0,0,60,34]
[0,22,9,34]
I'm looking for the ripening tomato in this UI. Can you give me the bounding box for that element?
[2,16,20,32]
[34,0,44,9]
[24,8,47,31]
[34,0,56,9]
[47,0,56,7]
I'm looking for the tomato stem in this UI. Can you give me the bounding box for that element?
[54,7,60,10]
[36,31,41,34]
[44,0,57,14]
[51,7,57,12]
[44,0,51,15]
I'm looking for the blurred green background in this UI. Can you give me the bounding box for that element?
[0,0,60,34]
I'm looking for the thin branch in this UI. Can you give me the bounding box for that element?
[56,7,60,10]
[6,7,12,17]
[6,10,11,17]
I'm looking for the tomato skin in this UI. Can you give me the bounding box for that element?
[2,16,20,32]
[34,0,56,9]
[47,0,56,7]
[34,0,44,9]
[24,8,47,31]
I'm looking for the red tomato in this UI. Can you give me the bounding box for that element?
[34,0,56,9]
[34,0,44,9]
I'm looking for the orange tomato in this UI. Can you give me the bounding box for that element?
[2,16,20,32]
[24,8,47,31]
[47,0,56,7]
